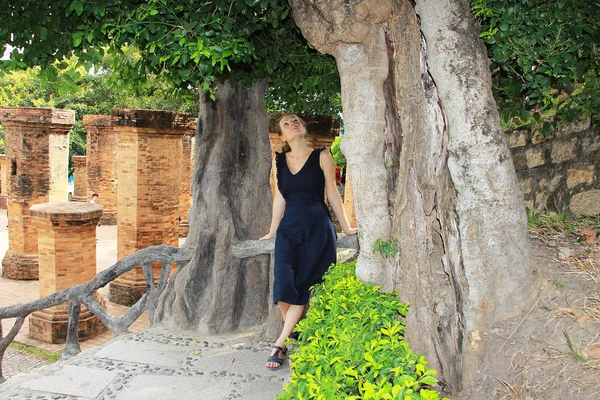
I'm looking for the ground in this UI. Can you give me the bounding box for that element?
[453,217,600,400]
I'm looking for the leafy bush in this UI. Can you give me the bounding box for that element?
[278,261,447,400]
[472,0,600,132]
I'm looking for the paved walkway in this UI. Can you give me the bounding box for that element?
[0,326,289,399]
[0,210,290,398]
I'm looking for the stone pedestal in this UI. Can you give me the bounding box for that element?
[71,155,87,202]
[0,107,73,280]
[110,109,193,306]
[179,127,195,237]
[83,115,117,225]
[28,202,106,344]
[0,154,6,209]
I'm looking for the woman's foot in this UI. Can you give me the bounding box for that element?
[266,345,287,369]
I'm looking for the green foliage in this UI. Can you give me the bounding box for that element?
[330,136,346,170]
[278,261,446,400]
[472,0,600,132]
[9,342,61,363]
[0,0,340,109]
[526,208,575,233]
[373,238,400,259]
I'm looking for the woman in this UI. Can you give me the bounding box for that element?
[259,114,357,369]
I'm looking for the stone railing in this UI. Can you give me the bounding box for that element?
[0,244,188,383]
[0,235,360,383]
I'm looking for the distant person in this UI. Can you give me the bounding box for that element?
[68,192,73,201]
[90,193,99,204]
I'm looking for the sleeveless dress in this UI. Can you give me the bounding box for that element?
[273,147,337,305]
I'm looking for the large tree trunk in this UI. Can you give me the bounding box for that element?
[155,80,273,333]
[290,0,537,392]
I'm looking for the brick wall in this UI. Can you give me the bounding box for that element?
[507,119,600,216]
[0,107,74,280]
[0,154,6,209]
[110,109,193,305]
[83,115,117,224]
[72,155,87,201]
[179,127,196,236]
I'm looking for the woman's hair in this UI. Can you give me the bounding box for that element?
[276,114,307,153]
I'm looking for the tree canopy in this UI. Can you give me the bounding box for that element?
[1,1,598,131]
[0,0,340,115]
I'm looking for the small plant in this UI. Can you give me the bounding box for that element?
[278,261,447,400]
[563,330,587,363]
[372,237,400,259]
[526,209,575,234]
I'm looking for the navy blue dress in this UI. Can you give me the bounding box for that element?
[273,147,337,305]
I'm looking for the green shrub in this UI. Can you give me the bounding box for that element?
[278,261,448,400]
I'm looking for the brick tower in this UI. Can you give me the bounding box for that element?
[0,107,73,280]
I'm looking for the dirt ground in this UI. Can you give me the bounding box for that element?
[453,221,600,400]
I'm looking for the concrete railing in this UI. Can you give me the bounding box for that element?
[0,235,360,383]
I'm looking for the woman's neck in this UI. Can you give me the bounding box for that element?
[287,138,311,154]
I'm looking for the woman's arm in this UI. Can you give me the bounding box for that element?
[320,150,357,235]
[260,158,286,240]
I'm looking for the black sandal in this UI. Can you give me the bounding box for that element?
[266,345,287,370]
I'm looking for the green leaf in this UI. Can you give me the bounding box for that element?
[72,32,84,47]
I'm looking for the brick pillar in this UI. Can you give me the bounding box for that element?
[1,107,73,280]
[28,202,107,343]
[344,165,357,229]
[0,154,6,209]
[179,126,195,237]
[83,115,117,225]
[71,155,87,202]
[110,109,192,306]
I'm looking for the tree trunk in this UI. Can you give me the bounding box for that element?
[289,0,537,392]
[155,80,273,333]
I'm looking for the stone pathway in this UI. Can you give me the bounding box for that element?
[0,327,289,399]
[2,347,51,380]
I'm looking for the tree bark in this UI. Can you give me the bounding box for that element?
[289,0,537,392]
[155,80,273,334]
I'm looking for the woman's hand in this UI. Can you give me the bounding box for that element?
[259,232,276,241]
[343,227,358,236]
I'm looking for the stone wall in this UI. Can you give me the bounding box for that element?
[508,120,600,216]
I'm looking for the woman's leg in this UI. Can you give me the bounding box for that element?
[278,301,290,322]
[266,304,305,369]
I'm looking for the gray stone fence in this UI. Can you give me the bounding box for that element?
[0,236,359,383]
[507,119,600,216]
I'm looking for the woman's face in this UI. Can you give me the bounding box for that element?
[279,115,306,142]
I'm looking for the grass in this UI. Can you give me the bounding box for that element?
[9,342,61,363]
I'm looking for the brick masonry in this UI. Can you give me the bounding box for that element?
[179,125,196,237]
[508,120,600,216]
[0,154,6,209]
[28,201,107,344]
[71,155,87,202]
[83,115,117,225]
[110,109,193,306]
[0,107,74,280]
